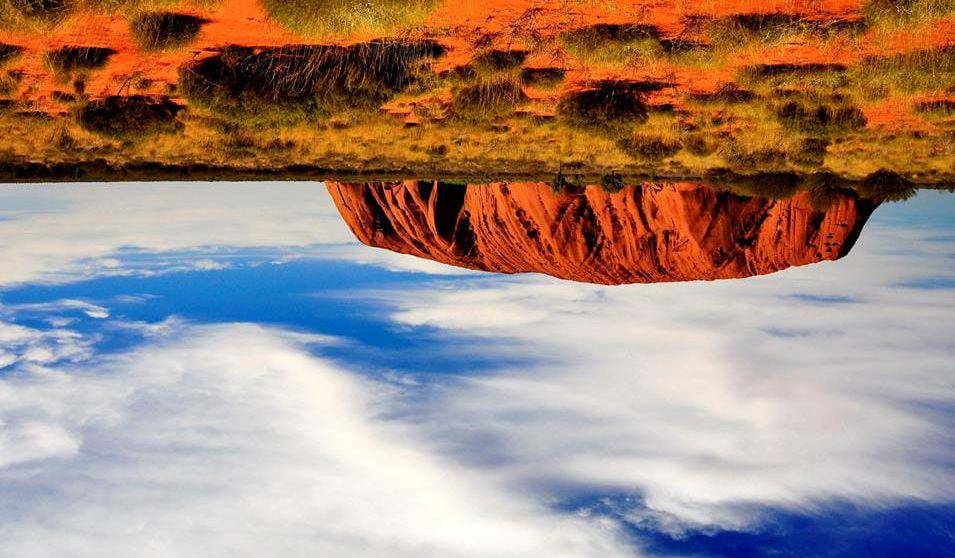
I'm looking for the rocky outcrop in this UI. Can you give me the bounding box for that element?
[327,181,877,285]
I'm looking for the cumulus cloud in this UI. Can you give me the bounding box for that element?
[0,324,632,558]
[388,216,955,531]
[1,185,951,554]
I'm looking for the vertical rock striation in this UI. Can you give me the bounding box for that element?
[328,181,877,284]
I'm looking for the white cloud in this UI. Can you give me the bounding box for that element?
[0,182,355,287]
[5,299,111,319]
[0,184,951,553]
[0,324,632,558]
[0,320,94,370]
[190,259,230,271]
[388,217,955,531]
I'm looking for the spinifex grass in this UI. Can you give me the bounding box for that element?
[130,12,207,51]
[179,40,444,127]
[261,0,440,38]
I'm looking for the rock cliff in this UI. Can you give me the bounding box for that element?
[328,181,877,284]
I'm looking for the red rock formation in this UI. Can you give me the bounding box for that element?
[327,181,877,285]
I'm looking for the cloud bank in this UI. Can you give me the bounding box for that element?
[0,182,466,288]
[389,218,955,531]
[0,188,951,556]
[0,324,631,558]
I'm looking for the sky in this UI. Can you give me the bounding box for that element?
[0,182,952,557]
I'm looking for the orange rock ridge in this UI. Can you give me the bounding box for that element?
[328,181,877,285]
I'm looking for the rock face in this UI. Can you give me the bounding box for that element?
[327,181,877,285]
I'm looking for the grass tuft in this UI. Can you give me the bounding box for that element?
[561,23,662,67]
[261,0,440,37]
[179,40,444,125]
[557,80,666,138]
[2,0,74,26]
[521,67,565,88]
[776,101,867,133]
[0,43,23,66]
[471,49,528,73]
[131,12,208,51]
[617,134,682,161]
[45,46,115,75]
[448,76,528,121]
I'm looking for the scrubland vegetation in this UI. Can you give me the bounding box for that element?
[0,0,951,194]
[260,0,440,37]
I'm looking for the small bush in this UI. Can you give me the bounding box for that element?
[557,79,665,138]
[4,0,74,24]
[179,40,444,124]
[0,43,23,66]
[520,67,565,88]
[688,83,756,103]
[916,99,955,114]
[77,95,183,138]
[0,70,20,94]
[45,46,115,74]
[790,137,830,166]
[682,133,719,156]
[550,169,582,194]
[131,12,207,51]
[561,23,662,66]
[743,63,848,82]
[721,144,789,170]
[618,134,681,161]
[51,89,76,102]
[803,171,852,210]
[716,13,862,39]
[471,49,528,73]
[777,101,867,133]
[851,47,955,96]
[600,171,625,192]
[448,76,527,121]
[261,0,440,37]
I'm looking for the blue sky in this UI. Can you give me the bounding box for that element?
[0,183,952,557]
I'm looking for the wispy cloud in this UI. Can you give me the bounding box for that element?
[0,323,633,558]
[0,320,94,369]
[3,299,111,319]
[0,183,355,287]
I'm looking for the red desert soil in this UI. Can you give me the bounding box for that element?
[0,0,952,127]
[327,181,877,285]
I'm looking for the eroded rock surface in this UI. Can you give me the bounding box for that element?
[328,181,877,284]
